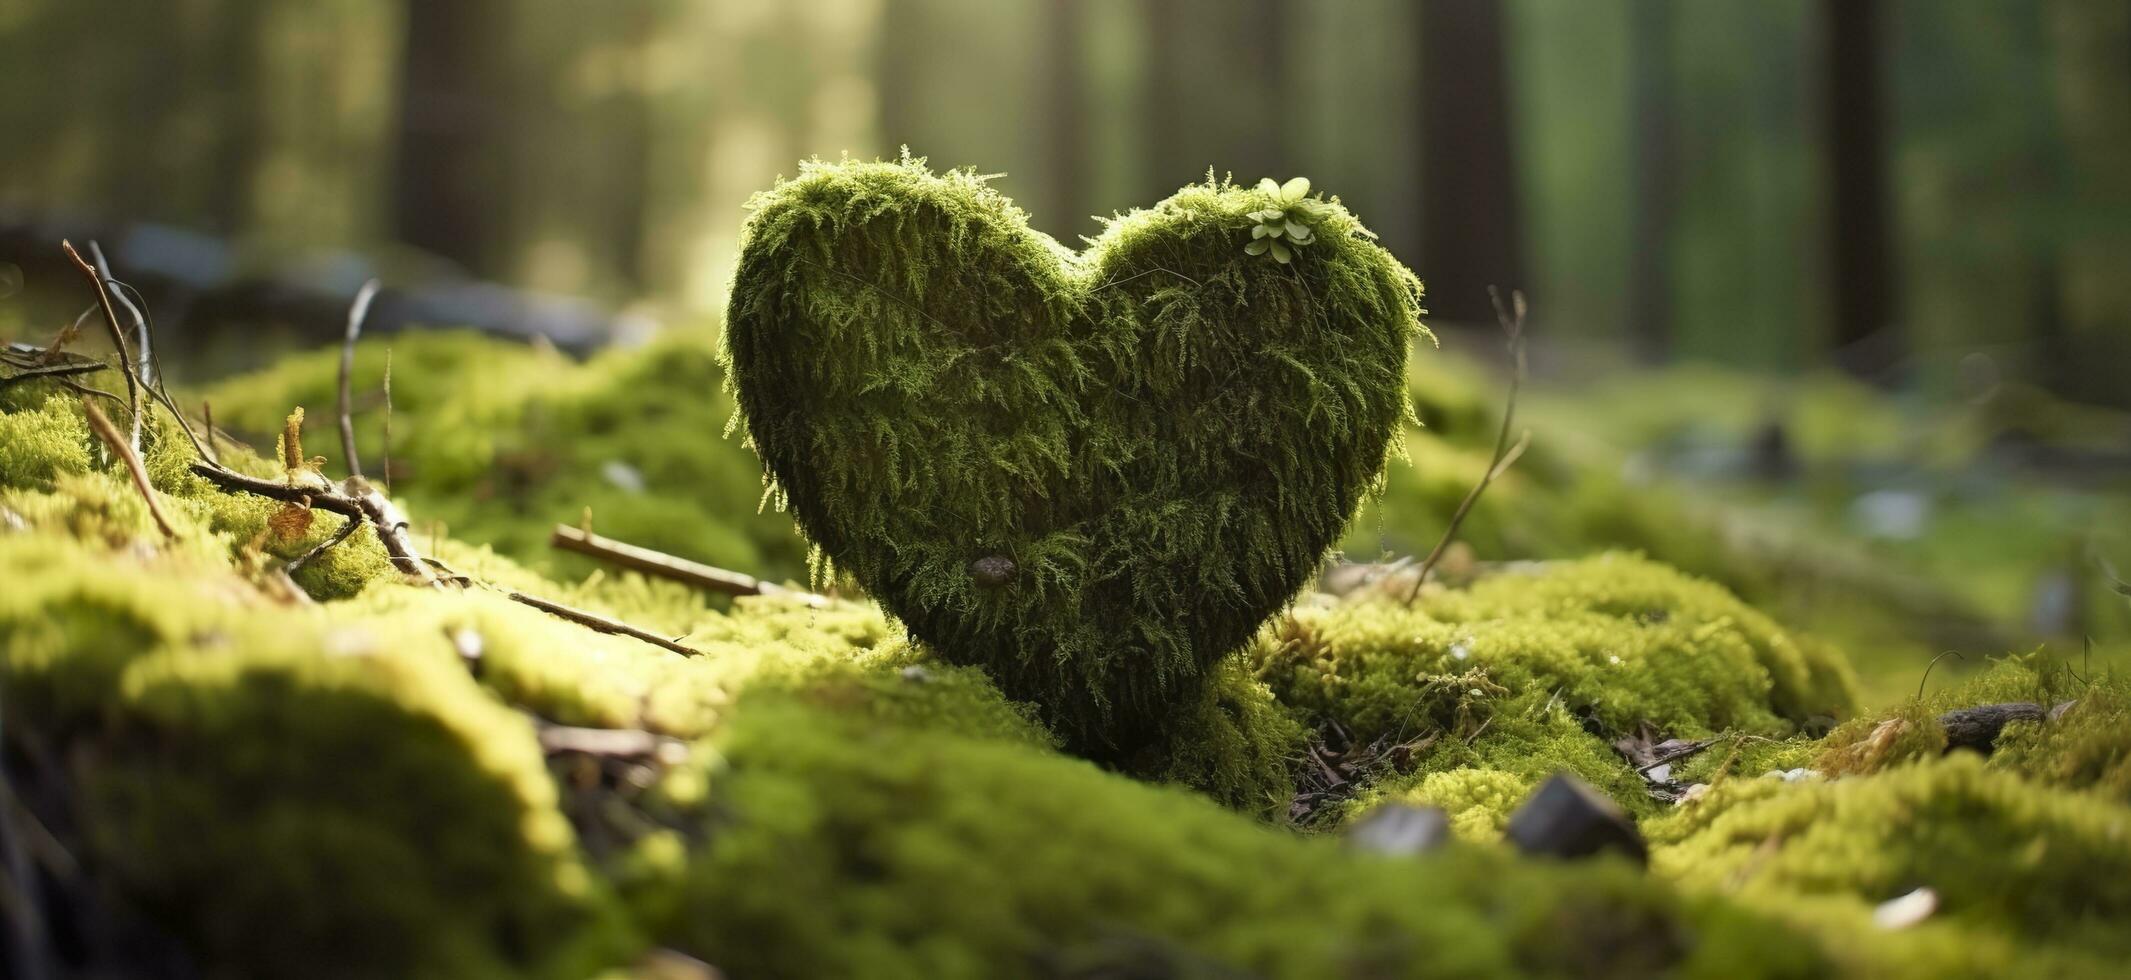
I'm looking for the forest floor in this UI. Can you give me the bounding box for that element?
[2,263,2129,978]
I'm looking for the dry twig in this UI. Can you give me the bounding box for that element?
[551,523,829,606]
[81,398,178,541]
[504,591,702,657]
[1407,287,1532,605]
[285,516,361,576]
[60,241,142,452]
[337,280,381,479]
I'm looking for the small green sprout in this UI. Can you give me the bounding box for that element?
[1245,176,1335,263]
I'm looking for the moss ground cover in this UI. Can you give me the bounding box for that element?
[7,161,2130,976]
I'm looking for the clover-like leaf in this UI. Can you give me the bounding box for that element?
[1270,240,1292,263]
[1245,239,1270,256]
[1280,176,1310,204]
[1257,177,1281,196]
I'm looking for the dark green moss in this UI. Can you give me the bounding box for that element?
[724,157,1424,751]
[659,700,1832,980]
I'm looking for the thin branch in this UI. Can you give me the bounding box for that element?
[550,523,829,606]
[504,591,702,657]
[185,462,437,585]
[81,398,178,541]
[0,360,105,389]
[1635,737,1717,775]
[59,241,141,453]
[337,280,381,479]
[84,242,151,387]
[285,515,361,576]
[1407,287,1531,605]
[381,348,394,493]
[201,400,221,464]
[1916,650,1966,702]
[29,305,94,365]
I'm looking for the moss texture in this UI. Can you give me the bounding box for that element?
[659,700,1832,980]
[1649,754,2131,973]
[6,367,2129,977]
[0,537,631,980]
[1258,554,1859,823]
[198,329,808,585]
[723,157,1424,750]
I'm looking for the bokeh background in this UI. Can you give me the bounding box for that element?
[2,0,2128,697]
[5,0,2130,388]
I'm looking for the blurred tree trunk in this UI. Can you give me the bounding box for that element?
[1140,0,1191,190]
[391,0,509,277]
[875,0,923,154]
[1626,0,1676,364]
[1417,0,1525,325]
[1236,0,1291,183]
[611,2,657,290]
[2043,0,2131,403]
[1039,0,1089,235]
[1817,0,1901,381]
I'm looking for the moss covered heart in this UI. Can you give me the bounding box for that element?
[725,158,1424,751]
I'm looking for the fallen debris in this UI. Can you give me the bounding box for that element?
[1345,803,1453,856]
[1505,773,1648,865]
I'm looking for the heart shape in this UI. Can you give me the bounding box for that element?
[725,159,1423,750]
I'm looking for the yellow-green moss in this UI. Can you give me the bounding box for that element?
[1812,654,2129,796]
[1375,767,1533,841]
[198,329,807,586]
[1650,754,2131,969]
[1256,555,1857,821]
[0,537,631,979]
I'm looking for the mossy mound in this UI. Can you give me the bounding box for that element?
[1806,654,2129,797]
[723,158,1423,751]
[1649,754,2131,973]
[197,328,807,585]
[0,537,630,979]
[656,700,1831,980]
[1257,554,1859,824]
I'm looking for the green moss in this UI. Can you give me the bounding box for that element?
[723,157,1423,751]
[199,328,806,586]
[1115,656,1308,817]
[1650,754,2131,968]
[1373,767,1533,841]
[1256,555,1855,820]
[659,700,1832,980]
[1812,654,2130,795]
[0,388,94,485]
[0,537,631,979]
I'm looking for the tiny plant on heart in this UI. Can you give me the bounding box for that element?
[1245,176,1358,263]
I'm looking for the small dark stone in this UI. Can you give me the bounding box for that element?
[1505,773,1648,865]
[1937,702,2046,755]
[969,554,1017,589]
[1345,803,1453,856]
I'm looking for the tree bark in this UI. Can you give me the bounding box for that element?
[1818,0,1902,381]
[1626,0,1677,363]
[1140,0,1191,190]
[1038,0,1089,236]
[1417,0,1525,325]
[391,0,509,277]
